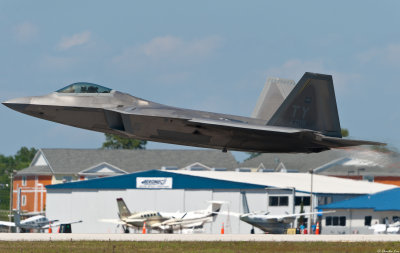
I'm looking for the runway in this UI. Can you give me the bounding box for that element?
[0,234,399,241]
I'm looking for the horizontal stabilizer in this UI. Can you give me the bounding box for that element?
[319,135,386,148]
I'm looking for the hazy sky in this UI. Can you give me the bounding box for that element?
[1,1,399,161]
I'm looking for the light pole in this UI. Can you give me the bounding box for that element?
[37,183,44,214]
[9,170,17,233]
[308,169,313,234]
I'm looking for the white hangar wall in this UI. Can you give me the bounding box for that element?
[45,170,397,234]
[46,188,272,234]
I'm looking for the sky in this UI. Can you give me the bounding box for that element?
[0,1,399,162]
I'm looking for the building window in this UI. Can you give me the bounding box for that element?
[22,176,27,186]
[339,216,346,226]
[365,216,372,226]
[295,196,310,206]
[333,216,339,226]
[269,196,288,206]
[21,195,26,206]
[326,216,332,226]
[326,216,346,226]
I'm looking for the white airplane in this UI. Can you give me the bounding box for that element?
[101,198,223,233]
[369,221,400,234]
[225,193,333,234]
[0,211,82,232]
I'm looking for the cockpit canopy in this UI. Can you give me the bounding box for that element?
[57,82,112,94]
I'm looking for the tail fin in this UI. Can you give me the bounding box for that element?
[207,201,223,221]
[116,198,131,219]
[207,201,223,213]
[13,211,21,226]
[241,192,250,214]
[252,77,295,121]
[267,72,342,138]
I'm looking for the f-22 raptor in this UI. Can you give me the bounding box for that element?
[3,72,382,153]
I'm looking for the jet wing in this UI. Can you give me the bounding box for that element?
[111,106,304,134]
[188,118,304,134]
[0,221,15,227]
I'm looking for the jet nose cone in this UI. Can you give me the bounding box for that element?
[2,97,31,112]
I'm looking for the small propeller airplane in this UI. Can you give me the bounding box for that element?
[222,193,334,234]
[100,198,223,233]
[0,211,82,232]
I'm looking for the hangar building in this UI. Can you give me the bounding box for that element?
[45,169,396,234]
[318,188,400,234]
[13,149,237,216]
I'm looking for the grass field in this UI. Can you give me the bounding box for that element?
[0,241,399,253]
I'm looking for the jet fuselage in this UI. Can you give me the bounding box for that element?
[3,73,383,153]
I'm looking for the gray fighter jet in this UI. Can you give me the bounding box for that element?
[3,72,382,153]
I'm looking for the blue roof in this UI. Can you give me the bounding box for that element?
[46,170,266,190]
[318,187,400,211]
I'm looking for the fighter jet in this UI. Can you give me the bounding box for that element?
[100,198,222,233]
[2,72,383,153]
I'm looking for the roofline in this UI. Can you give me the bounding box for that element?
[78,161,128,174]
[15,172,53,176]
[39,149,55,174]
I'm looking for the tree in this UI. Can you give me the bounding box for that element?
[0,147,37,211]
[101,134,147,150]
[341,128,349,137]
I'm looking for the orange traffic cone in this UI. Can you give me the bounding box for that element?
[221,222,225,234]
[48,222,52,233]
[142,222,146,234]
[316,222,320,235]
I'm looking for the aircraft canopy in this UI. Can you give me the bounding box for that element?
[57,82,112,94]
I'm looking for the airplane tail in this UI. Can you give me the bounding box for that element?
[241,192,250,214]
[116,198,131,219]
[252,77,295,121]
[267,72,342,138]
[206,201,223,221]
[13,211,21,227]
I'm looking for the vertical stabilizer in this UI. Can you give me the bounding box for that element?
[252,78,295,121]
[13,211,21,227]
[207,201,223,221]
[267,72,342,138]
[116,198,131,219]
[241,192,250,214]
[207,201,223,213]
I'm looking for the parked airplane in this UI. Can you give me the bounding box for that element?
[100,198,222,233]
[369,221,400,234]
[235,193,333,234]
[3,73,383,153]
[0,211,82,232]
